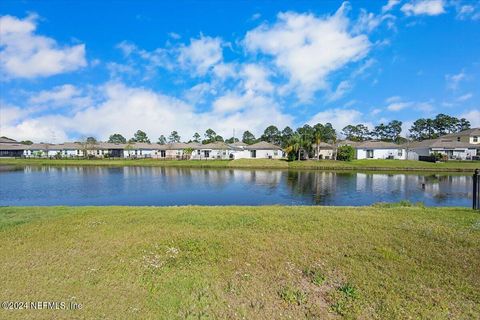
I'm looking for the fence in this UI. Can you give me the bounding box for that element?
[419,155,436,162]
[474,169,480,210]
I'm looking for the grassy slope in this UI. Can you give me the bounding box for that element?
[1,158,479,171]
[0,206,478,319]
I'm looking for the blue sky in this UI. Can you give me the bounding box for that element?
[1,0,479,142]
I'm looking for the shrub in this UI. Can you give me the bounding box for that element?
[278,286,307,305]
[339,283,358,299]
[336,145,355,161]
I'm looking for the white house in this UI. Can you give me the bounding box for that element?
[406,138,479,160]
[123,142,161,158]
[237,141,284,159]
[152,142,199,159]
[354,141,406,160]
[191,142,234,160]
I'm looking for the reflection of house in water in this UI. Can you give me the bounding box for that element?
[286,171,338,204]
[355,173,407,196]
[353,173,472,204]
[419,175,471,201]
[231,169,282,188]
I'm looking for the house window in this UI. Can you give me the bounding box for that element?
[366,150,374,158]
[96,150,100,155]
[398,149,403,157]
[274,150,278,156]
[134,150,137,155]
[474,136,478,142]
[204,150,210,158]
[250,150,256,158]
[197,150,200,155]
[161,150,166,158]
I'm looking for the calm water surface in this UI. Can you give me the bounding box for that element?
[0,165,472,206]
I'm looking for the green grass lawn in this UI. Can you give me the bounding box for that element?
[0,206,479,319]
[1,158,479,172]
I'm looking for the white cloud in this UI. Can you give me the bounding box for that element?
[245,4,371,101]
[401,0,446,16]
[387,102,410,111]
[386,95,402,103]
[382,0,401,12]
[0,102,69,142]
[2,82,292,142]
[384,96,433,113]
[445,71,466,90]
[454,4,480,21]
[240,64,274,94]
[28,84,92,112]
[308,108,371,131]
[30,84,80,104]
[459,109,480,127]
[178,35,223,76]
[457,93,473,102]
[0,14,87,79]
[326,80,352,102]
[184,82,216,104]
[353,9,396,34]
[212,63,237,80]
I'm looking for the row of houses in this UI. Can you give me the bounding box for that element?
[1,128,479,161]
[313,128,480,160]
[0,138,284,160]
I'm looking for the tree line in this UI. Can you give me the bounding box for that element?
[72,113,472,160]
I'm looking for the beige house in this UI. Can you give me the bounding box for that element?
[312,142,335,159]
[440,128,480,145]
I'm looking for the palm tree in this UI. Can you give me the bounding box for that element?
[286,133,302,160]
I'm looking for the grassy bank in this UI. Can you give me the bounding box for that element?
[0,158,479,172]
[0,206,479,319]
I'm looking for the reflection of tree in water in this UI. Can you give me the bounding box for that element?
[286,171,341,205]
[422,174,441,184]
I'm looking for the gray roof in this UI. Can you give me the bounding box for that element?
[0,143,25,150]
[312,142,334,149]
[336,140,358,147]
[199,142,233,150]
[229,141,247,147]
[0,136,17,144]
[354,141,403,149]
[441,128,480,138]
[408,138,476,149]
[27,143,59,150]
[244,141,282,150]
[163,142,192,150]
[124,142,163,150]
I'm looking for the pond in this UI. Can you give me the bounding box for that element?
[0,166,473,207]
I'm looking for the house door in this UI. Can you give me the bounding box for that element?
[204,150,210,158]
[250,150,256,158]
[366,150,374,158]
[160,150,166,158]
